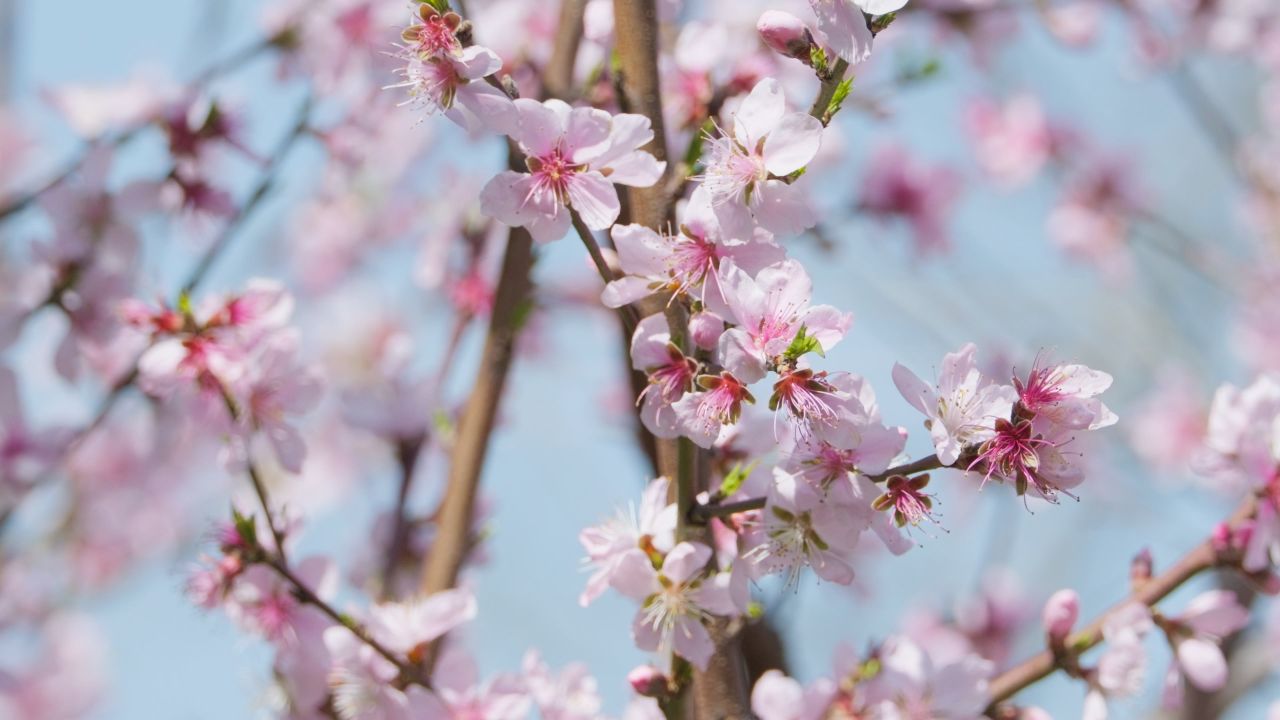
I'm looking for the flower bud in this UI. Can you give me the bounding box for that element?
[689,311,725,351]
[628,665,671,698]
[1042,589,1079,643]
[757,11,815,62]
[1210,522,1232,554]
[1130,548,1153,587]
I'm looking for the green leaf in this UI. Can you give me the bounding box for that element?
[719,461,758,497]
[232,508,257,548]
[418,0,452,13]
[809,46,828,77]
[783,325,824,362]
[177,290,193,318]
[824,78,854,122]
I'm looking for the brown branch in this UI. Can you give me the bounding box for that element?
[543,0,588,101]
[984,497,1259,713]
[0,34,281,222]
[418,224,533,596]
[611,0,672,230]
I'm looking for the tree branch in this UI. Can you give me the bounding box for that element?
[984,497,1259,713]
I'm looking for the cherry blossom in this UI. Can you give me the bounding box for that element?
[893,343,1017,466]
[480,99,664,242]
[578,476,677,606]
[611,541,740,669]
[701,78,825,239]
[716,258,851,384]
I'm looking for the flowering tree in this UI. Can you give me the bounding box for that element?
[2,0,1280,719]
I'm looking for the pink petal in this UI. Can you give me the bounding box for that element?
[732,78,785,148]
[662,542,712,584]
[763,113,823,176]
[1176,637,1227,691]
[566,172,621,230]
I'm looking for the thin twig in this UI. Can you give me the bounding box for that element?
[984,497,1258,713]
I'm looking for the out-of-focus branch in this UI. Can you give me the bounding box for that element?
[418,224,533,596]
[611,0,672,230]
[985,497,1259,713]
[543,0,587,101]
[0,98,313,541]
[416,0,589,601]
[0,33,282,222]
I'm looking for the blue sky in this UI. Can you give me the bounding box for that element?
[2,0,1277,717]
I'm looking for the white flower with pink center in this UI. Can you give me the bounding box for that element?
[481,99,665,243]
[892,343,1017,466]
[701,78,823,240]
[578,476,677,607]
[611,541,739,669]
[715,258,852,384]
[603,187,784,311]
[629,314,698,439]
[863,635,993,720]
[807,0,908,65]
[743,467,860,586]
[392,45,517,135]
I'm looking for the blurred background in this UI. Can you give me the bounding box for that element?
[0,0,1277,718]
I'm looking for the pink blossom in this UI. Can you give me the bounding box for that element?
[393,46,518,135]
[1013,355,1117,432]
[0,614,107,720]
[1041,589,1079,642]
[630,314,698,439]
[324,624,439,720]
[367,587,477,658]
[1047,157,1140,279]
[858,144,962,255]
[627,665,670,698]
[1085,602,1152,717]
[872,473,940,531]
[1160,590,1250,707]
[716,258,851,383]
[522,650,603,720]
[863,635,993,720]
[807,0,908,64]
[1128,368,1207,473]
[757,12,817,62]
[1194,374,1280,495]
[0,366,70,507]
[743,467,861,585]
[611,541,740,669]
[893,343,1017,466]
[672,371,757,448]
[232,331,323,473]
[602,186,784,310]
[701,78,824,239]
[964,95,1055,187]
[481,99,664,242]
[419,644,531,720]
[786,372,908,482]
[750,669,836,720]
[578,476,677,606]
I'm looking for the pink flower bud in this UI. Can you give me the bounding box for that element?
[1210,522,1232,553]
[1131,547,1153,586]
[757,11,814,62]
[1042,589,1079,642]
[627,665,670,698]
[689,311,725,351]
